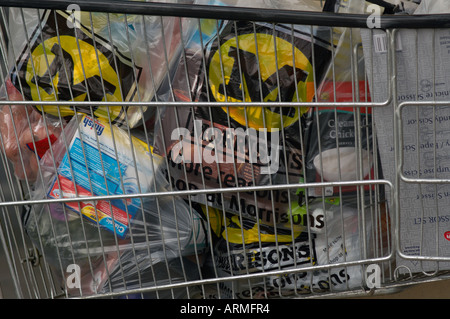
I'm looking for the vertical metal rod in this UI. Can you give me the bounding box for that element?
[0,217,23,298]
[390,29,401,264]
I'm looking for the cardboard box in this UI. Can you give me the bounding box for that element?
[361,28,450,274]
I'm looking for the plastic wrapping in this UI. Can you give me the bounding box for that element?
[1,0,396,299]
[0,78,63,183]
[153,0,334,229]
[304,83,375,197]
[303,0,377,198]
[23,114,207,297]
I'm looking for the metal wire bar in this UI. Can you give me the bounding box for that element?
[0,0,448,29]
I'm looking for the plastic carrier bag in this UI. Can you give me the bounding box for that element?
[153,0,334,230]
[23,114,207,297]
[303,83,375,197]
[6,5,183,129]
[0,79,63,183]
[199,196,377,299]
[1,2,186,184]
[302,0,376,198]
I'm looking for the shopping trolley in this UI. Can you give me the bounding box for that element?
[0,0,448,299]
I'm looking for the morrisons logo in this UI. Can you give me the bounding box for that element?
[215,240,316,275]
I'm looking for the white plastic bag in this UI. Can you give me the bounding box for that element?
[0,79,63,183]
[414,0,450,14]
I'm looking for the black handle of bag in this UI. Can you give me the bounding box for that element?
[322,0,337,13]
[366,0,398,14]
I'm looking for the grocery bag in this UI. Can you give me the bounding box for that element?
[153,0,334,230]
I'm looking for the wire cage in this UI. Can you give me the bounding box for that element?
[0,0,448,299]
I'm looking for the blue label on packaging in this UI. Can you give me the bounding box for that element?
[59,137,142,215]
[54,115,152,237]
